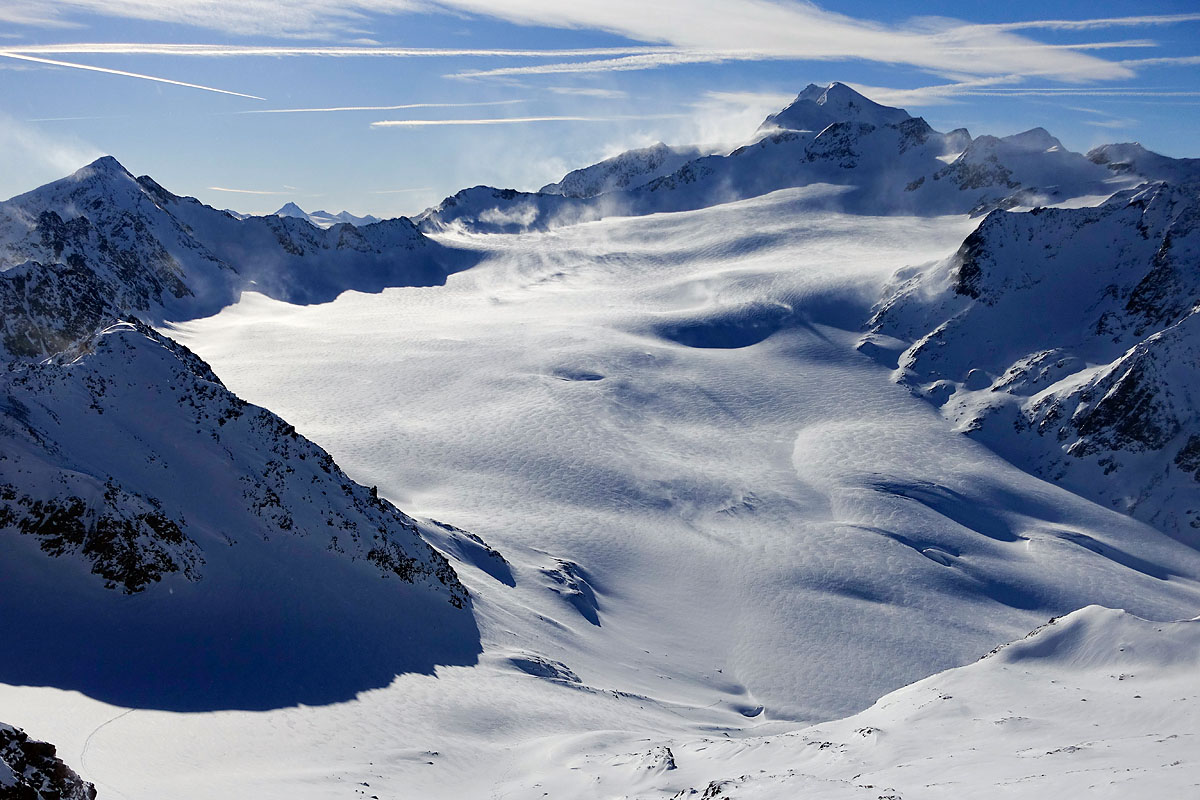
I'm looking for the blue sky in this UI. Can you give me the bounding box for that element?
[1,1,1198,217]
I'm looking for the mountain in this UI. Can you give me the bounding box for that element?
[0,156,465,359]
[416,83,1144,233]
[0,158,483,709]
[868,181,1200,543]
[539,142,713,198]
[275,202,381,229]
[4,82,1200,797]
[758,81,912,133]
[1088,141,1200,185]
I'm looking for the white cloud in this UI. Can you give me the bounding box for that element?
[961,13,1200,32]
[0,1,1151,82]
[207,186,290,194]
[546,86,628,99]
[371,114,684,127]
[1,43,665,58]
[0,52,263,98]
[242,99,526,114]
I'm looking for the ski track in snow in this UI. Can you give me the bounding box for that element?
[3,187,1200,798]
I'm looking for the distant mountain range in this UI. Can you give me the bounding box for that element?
[415,82,1197,233]
[273,201,381,229]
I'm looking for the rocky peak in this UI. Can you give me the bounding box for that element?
[760,81,911,133]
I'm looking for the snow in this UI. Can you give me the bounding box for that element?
[2,83,1200,799]
[3,186,1190,797]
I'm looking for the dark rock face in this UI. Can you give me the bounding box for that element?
[0,723,96,800]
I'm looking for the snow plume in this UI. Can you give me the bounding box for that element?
[0,113,102,196]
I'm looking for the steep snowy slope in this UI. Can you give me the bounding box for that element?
[0,320,475,710]
[870,181,1200,541]
[494,605,1200,798]
[0,160,483,711]
[1089,142,1200,185]
[416,84,1141,233]
[539,142,713,198]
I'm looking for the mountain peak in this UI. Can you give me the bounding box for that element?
[1000,127,1064,152]
[275,202,308,218]
[760,82,910,133]
[75,155,134,181]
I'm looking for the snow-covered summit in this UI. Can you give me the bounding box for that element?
[759,81,912,133]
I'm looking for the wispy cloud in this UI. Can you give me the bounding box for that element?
[0,2,1153,82]
[0,43,666,58]
[546,86,628,99]
[962,13,1200,32]
[0,51,262,98]
[1118,55,1200,68]
[371,114,684,127]
[241,99,524,114]
[207,185,289,194]
[849,78,1200,107]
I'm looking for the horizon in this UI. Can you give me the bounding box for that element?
[1,1,1198,217]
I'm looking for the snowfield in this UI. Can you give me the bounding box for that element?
[4,187,1193,798]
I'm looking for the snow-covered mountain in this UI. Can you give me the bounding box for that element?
[0,156,462,358]
[758,81,912,133]
[869,180,1200,543]
[3,80,1200,798]
[275,201,381,229]
[539,142,713,198]
[416,83,1146,233]
[0,158,484,710]
[0,317,478,709]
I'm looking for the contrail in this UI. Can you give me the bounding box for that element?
[0,52,263,99]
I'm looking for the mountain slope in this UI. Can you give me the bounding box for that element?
[0,320,477,709]
[497,606,1200,798]
[1,722,95,800]
[869,181,1200,541]
[0,160,483,710]
[539,142,712,198]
